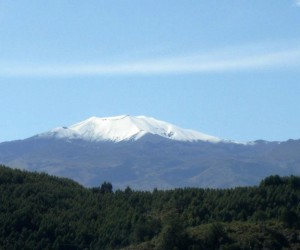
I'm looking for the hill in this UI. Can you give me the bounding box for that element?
[1,164,300,249]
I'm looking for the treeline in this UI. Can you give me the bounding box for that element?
[0,164,300,249]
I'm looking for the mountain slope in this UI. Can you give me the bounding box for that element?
[0,116,300,189]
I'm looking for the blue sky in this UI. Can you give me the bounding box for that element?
[0,0,300,142]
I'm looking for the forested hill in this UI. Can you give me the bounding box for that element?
[1,165,300,249]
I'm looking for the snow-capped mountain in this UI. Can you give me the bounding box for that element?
[38,115,221,143]
[0,115,300,190]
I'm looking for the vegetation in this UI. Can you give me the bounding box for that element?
[1,164,300,249]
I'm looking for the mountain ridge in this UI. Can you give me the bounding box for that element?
[37,115,222,143]
[0,115,300,189]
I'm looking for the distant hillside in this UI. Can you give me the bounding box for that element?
[1,134,300,190]
[1,164,300,249]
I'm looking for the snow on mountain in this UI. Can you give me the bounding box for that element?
[38,115,222,143]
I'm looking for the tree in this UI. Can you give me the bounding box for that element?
[281,209,299,229]
[260,175,283,187]
[100,182,113,194]
[204,223,231,249]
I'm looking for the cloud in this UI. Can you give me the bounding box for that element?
[1,47,300,77]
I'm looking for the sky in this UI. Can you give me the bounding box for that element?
[0,0,300,143]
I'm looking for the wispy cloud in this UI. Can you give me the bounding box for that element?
[1,47,300,77]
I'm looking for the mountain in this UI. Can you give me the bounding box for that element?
[37,115,222,143]
[0,115,300,189]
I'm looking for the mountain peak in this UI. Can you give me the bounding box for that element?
[38,115,222,143]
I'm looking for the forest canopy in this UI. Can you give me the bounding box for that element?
[0,165,300,249]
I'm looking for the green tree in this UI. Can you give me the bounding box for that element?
[100,182,113,194]
[281,209,299,228]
